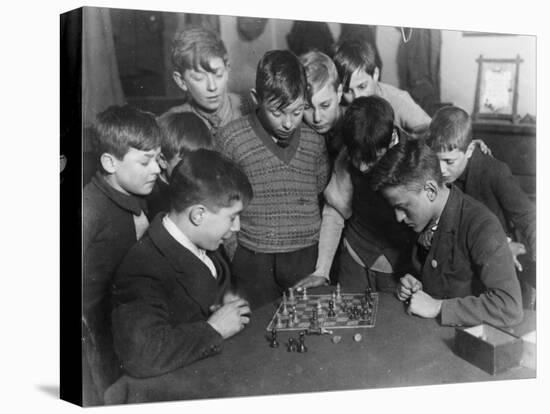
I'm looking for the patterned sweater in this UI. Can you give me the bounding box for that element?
[217,112,330,253]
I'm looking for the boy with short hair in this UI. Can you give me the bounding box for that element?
[217,50,330,309]
[83,105,161,399]
[299,51,345,159]
[426,106,536,272]
[159,27,248,137]
[369,139,523,327]
[147,111,213,219]
[333,39,431,134]
[111,149,253,378]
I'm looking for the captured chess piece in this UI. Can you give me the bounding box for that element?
[297,331,308,353]
[287,337,298,352]
[270,328,279,348]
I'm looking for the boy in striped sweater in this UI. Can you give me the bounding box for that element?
[217,50,330,309]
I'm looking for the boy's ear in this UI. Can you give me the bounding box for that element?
[465,142,476,159]
[250,88,259,106]
[172,71,188,92]
[157,153,168,170]
[372,67,380,83]
[336,84,343,102]
[390,127,400,148]
[424,180,438,202]
[99,153,118,174]
[189,205,206,226]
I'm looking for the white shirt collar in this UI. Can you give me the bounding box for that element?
[162,215,217,278]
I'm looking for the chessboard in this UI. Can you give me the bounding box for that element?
[266,290,379,332]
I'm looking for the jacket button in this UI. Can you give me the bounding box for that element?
[431,259,438,268]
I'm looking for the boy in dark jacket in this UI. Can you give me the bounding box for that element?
[83,105,162,401]
[427,106,535,279]
[370,140,523,327]
[112,149,253,378]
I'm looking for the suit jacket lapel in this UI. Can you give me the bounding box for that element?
[147,216,221,315]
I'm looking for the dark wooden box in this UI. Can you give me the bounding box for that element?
[454,324,523,375]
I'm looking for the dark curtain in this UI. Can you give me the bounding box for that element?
[339,23,383,78]
[397,28,442,116]
[287,20,335,57]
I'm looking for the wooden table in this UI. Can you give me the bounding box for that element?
[104,288,536,404]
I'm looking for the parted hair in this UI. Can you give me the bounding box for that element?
[171,27,228,74]
[342,96,396,169]
[299,50,340,101]
[255,50,307,109]
[92,105,161,161]
[169,149,253,213]
[427,106,473,152]
[333,39,378,92]
[158,112,213,162]
[370,139,444,192]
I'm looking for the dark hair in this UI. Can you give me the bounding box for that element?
[427,106,472,152]
[255,50,307,109]
[169,149,253,213]
[370,139,443,192]
[333,40,378,92]
[171,27,228,74]
[91,105,161,161]
[158,112,213,162]
[342,96,395,168]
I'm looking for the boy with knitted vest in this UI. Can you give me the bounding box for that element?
[83,105,161,402]
[159,27,249,137]
[217,50,330,309]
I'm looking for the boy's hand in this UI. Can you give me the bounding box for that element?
[407,290,442,319]
[396,274,423,301]
[508,241,527,272]
[472,139,493,156]
[293,271,329,290]
[207,298,251,339]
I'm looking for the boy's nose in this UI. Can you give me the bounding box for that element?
[395,210,406,223]
[439,161,448,175]
[313,109,321,123]
[151,158,161,175]
[206,74,217,91]
[282,117,292,130]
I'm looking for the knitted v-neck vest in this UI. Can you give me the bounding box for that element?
[217,112,330,253]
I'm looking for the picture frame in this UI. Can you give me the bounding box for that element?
[473,55,523,122]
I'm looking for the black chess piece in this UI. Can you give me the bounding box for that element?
[297,331,308,353]
[327,300,336,318]
[269,328,279,348]
[287,338,297,352]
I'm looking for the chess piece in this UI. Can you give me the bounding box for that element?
[336,283,342,302]
[287,338,298,352]
[292,308,299,324]
[281,300,289,316]
[297,331,308,353]
[316,299,322,313]
[287,310,295,328]
[288,288,295,304]
[269,328,279,348]
[302,286,308,300]
[276,312,284,329]
[327,300,336,318]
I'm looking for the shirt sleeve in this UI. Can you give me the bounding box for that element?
[393,90,431,134]
[314,204,345,279]
[440,216,523,327]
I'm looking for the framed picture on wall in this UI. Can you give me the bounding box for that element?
[473,55,523,122]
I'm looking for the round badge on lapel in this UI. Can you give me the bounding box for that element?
[431,259,438,269]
